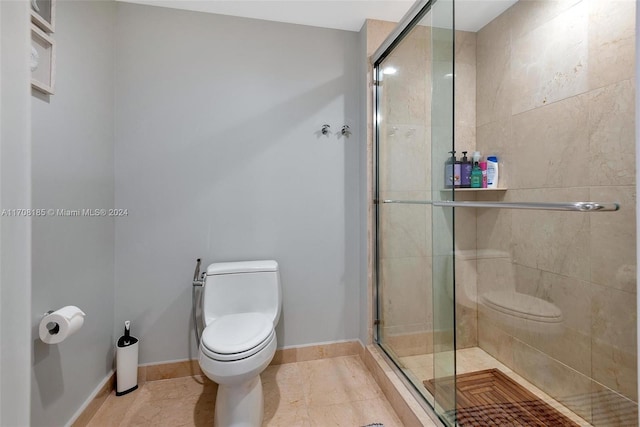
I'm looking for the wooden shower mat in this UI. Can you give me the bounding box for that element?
[423,369,579,426]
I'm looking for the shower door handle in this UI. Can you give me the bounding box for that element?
[381,200,620,212]
[433,201,620,211]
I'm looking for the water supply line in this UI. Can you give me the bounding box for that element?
[192,258,205,348]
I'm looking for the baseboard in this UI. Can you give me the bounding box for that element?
[271,339,364,364]
[68,371,114,427]
[136,339,365,382]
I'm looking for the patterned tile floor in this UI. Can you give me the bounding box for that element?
[87,355,402,427]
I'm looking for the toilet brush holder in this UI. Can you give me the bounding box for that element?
[116,320,139,396]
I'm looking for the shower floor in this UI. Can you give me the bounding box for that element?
[423,368,578,426]
[399,347,591,426]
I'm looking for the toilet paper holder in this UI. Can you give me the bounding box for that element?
[39,306,86,344]
[42,310,60,336]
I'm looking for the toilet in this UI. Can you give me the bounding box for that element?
[479,290,563,336]
[198,260,281,427]
[447,250,564,336]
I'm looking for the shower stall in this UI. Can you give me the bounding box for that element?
[372,0,637,425]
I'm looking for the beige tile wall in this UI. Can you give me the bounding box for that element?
[475,0,637,423]
[377,23,434,348]
[376,23,478,353]
[453,29,480,351]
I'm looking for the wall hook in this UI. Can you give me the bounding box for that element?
[321,124,331,135]
[341,125,351,137]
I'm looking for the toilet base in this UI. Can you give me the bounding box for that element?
[214,375,264,427]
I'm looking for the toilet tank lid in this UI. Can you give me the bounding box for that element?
[206,260,278,275]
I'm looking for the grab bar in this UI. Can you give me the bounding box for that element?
[380,200,620,212]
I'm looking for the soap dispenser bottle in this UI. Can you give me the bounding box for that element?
[460,151,472,188]
[470,162,482,188]
[444,151,456,188]
[472,151,482,165]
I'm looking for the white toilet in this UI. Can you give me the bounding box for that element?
[479,290,563,336]
[448,250,564,337]
[198,260,281,427]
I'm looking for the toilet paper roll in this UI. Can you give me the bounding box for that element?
[39,306,86,344]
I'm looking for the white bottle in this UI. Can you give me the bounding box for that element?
[472,151,482,165]
[486,156,499,189]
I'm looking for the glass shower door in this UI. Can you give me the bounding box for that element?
[375,0,636,425]
[374,0,456,423]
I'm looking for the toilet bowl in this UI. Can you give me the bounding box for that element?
[446,249,511,309]
[479,290,563,336]
[198,260,281,427]
[446,250,564,336]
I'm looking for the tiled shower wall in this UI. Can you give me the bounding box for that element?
[377,26,478,356]
[474,0,637,423]
[378,24,435,354]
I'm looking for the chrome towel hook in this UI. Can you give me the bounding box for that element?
[341,125,351,137]
[321,124,331,135]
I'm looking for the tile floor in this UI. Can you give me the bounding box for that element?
[87,355,403,427]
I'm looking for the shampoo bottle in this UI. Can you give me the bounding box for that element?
[486,156,499,189]
[460,151,472,188]
[445,151,456,188]
[470,162,482,188]
[454,155,462,188]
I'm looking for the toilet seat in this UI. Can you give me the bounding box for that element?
[201,312,275,362]
[481,290,563,323]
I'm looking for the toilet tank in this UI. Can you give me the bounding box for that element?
[203,260,281,327]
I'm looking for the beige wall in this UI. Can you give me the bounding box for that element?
[378,24,434,348]
[375,24,478,355]
[475,0,637,423]
[453,30,479,350]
